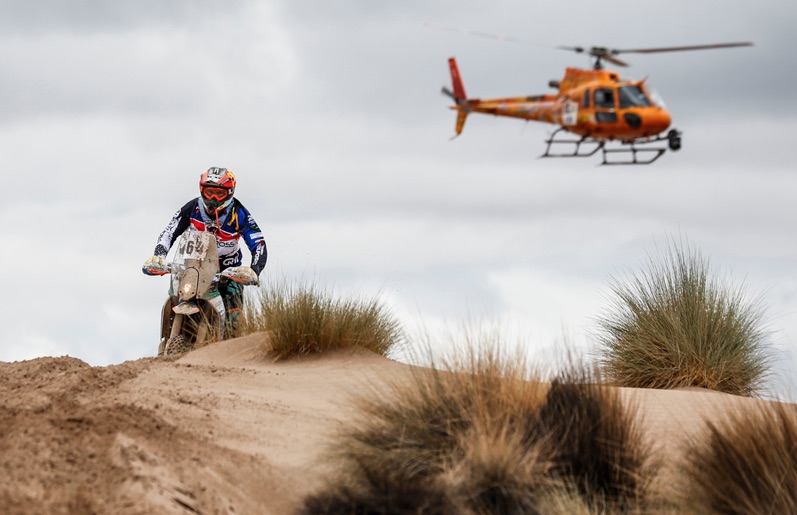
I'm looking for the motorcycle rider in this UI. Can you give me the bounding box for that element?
[142,167,267,325]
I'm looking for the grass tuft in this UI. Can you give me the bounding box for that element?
[595,239,772,396]
[301,343,657,513]
[240,280,405,360]
[536,370,654,511]
[679,401,797,514]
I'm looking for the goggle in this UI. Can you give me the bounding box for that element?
[202,186,231,201]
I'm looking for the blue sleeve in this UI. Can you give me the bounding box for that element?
[235,202,268,276]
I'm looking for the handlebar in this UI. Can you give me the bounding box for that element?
[143,263,258,286]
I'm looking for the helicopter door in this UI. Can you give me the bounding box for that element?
[593,88,618,123]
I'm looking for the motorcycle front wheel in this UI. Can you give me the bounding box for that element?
[161,307,220,357]
[163,334,190,356]
[162,313,192,356]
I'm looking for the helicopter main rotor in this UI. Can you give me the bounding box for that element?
[425,23,753,70]
[558,42,753,69]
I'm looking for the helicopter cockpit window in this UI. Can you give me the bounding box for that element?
[646,87,667,108]
[594,88,615,109]
[618,85,653,108]
[582,89,590,108]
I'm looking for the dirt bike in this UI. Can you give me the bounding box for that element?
[143,229,258,356]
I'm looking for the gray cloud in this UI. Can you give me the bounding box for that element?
[0,0,249,34]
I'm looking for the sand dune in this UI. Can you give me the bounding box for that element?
[0,333,779,514]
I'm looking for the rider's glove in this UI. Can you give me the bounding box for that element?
[142,255,168,276]
[220,266,259,286]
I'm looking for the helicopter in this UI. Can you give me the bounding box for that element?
[443,42,753,165]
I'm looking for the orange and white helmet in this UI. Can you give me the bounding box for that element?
[199,167,236,213]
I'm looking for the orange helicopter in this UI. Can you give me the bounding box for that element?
[443,42,752,165]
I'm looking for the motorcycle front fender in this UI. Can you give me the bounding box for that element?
[161,295,226,343]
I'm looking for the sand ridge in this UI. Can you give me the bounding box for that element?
[0,333,778,513]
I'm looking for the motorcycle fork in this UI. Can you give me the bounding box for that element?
[170,313,184,340]
[195,316,208,344]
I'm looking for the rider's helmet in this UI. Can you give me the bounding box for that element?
[199,167,236,213]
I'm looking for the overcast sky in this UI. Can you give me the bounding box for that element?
[2,0,796,397]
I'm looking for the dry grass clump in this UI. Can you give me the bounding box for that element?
[596,239,772,396]
[299,345,657,514]
[678,401,797,514]
[538,372,655,511]
[240,280,405,360]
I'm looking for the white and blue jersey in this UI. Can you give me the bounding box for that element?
[154,197,267,275]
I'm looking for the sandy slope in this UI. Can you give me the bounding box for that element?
[0,333,774,514]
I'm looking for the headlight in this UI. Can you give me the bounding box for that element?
[178,268,200,300]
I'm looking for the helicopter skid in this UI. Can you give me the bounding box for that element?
[541,128,681,165]
[541,129,603,159]
[602,141,666,166]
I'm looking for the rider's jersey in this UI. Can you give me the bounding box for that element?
[153,197,267,275]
